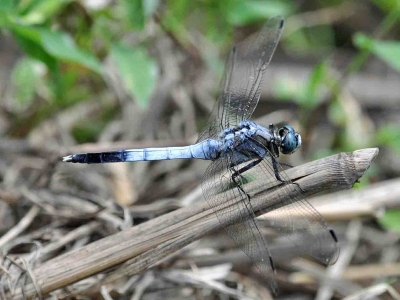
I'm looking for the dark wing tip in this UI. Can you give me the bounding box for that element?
[329,229,338,243]
[328,229,340,265]
[269,256,276,272]
[279,18,284,29]
[268,16,285,29]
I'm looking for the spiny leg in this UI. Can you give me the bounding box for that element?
[230,163,275,272]
[277,161,294,168]
[232,158,263,181]
[271,156,305,193]
[246,136,303,192]
[243,136,289,184]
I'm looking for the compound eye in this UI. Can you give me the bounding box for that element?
[278,127,287,138]
[281,133,301,155]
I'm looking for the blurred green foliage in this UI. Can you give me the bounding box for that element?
[298,61,329,110]
[1,0,298,143]
[121,0,160,29]
[72,104,118,144]
[277,3,400,161]
[354,33,400,72]
[1,0,159,110]
[2,0,400,260]
[379,209,400,233]
[1,0,400,169]
[11,57,39,106]
[111,44,157,108]
[375,125,400,153]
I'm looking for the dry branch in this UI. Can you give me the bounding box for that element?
[6,148,378,299]
[309,177,400,221]
[0,206,40,250]
[291,262,400,282]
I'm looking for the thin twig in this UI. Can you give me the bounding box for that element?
[130,271,154,300]
[6,148,378,299]
[38,221,99,261]
[291,262,400,283]
[315,220,362,300]
[0,206,40,250]
[309,178,400,221]
[343,283,400,300]
[285,2,359,37]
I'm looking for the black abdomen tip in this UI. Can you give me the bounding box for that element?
[63,151,125,164]
[63,154,88,163]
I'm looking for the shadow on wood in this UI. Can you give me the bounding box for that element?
[6,148,378,299]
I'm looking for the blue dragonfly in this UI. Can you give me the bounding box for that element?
[63,17,339,293]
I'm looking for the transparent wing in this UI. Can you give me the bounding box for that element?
[238,146,340,265]
[197,17,284,142]
[202,154,278,294]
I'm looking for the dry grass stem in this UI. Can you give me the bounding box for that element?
[4,148,378,299]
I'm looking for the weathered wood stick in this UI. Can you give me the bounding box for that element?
[7,148,378,299]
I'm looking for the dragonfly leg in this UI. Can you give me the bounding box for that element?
[277,161,294,168]
[232,158,263,181]
[230,164,276,272]
[271,156,305,193]
[247,136,303,191]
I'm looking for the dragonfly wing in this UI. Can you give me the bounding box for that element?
[197,17,284,142]
[202,155,278,294]
[236,147,340,265]
[237,16,284,122]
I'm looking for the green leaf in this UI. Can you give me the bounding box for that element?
[40,30,103,74]
[121,0,159,29]
[11,57,39,106]
[0,0,17,28]
[12,30,63,100]
[379,209,400,232]
[12,26,102,74]
[225,0,293,26]
[19,0,72,25]
[375,124,400,153]
[0,13,13,28]
[298,61,328,109]
[372,0,400,12]
[354,33,400,72]
[12,26,102,100]
[328,99,346,126]
[121,0,143,29]
[12,26,57,70]
[0,0,15,12]
[143,0,159,16]
[111,44,157,108]
[12,25,42,43]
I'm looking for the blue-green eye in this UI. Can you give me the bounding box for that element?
[279,125,302,154]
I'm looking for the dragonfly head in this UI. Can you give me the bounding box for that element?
[278,125,302,154]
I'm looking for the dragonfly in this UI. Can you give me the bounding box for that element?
[63,17,339,294]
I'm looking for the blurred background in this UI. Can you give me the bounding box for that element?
[0,0,400,299]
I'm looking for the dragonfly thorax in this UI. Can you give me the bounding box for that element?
[217,121,271,159]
